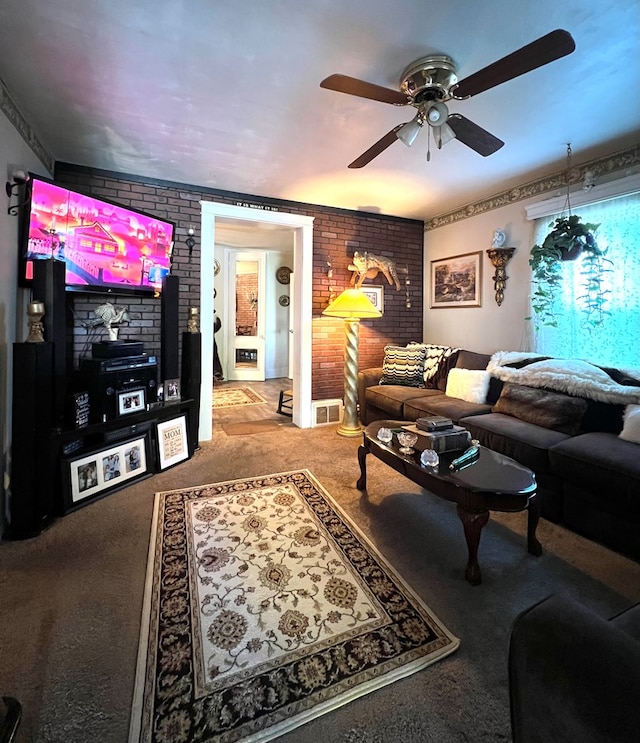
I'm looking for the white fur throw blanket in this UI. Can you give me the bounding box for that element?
[488,351,640,405]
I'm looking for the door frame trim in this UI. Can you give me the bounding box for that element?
[199,201,314,440]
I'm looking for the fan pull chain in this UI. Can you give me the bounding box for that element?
[426,126,431,162]
[563,142,573,216]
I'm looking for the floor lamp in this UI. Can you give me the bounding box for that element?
[322,288,382,437]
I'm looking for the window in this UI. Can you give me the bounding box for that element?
[531,192,640,367]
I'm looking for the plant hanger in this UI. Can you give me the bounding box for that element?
[528,144,610,329]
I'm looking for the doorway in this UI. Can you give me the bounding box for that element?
[199,202,314,441]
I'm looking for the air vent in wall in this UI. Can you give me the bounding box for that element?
[311,399,344,427]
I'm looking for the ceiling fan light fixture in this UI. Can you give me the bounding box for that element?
[426,101,449,127]
[435,122,456,149]
[396,116,423,147]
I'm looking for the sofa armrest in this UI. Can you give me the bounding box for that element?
[509,593,640,743]
[357,367,383,421]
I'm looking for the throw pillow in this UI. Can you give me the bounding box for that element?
[445,368,491,404]
[380,345,426,387]
[619,404,640,444]
[492,383,588,435]
[407,343,459,388]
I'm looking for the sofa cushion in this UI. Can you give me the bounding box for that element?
[380,345,426,387]
[549,432,640,519]
[407,343,459,389]
[455,349,491,370]
[492,383,588,435]
[365,385,441,419]
[405,395,492,424]
[445,368,491,403]
[619,404,640,443]
[460,412,569,475]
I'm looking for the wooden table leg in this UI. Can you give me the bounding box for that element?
[356,445,368,490]
[456,507,490,585]
[527,494,543,557]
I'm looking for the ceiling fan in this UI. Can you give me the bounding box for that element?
[320,29,575,168]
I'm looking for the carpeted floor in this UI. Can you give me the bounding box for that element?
[222,419,286,435]
[1,381,640,742]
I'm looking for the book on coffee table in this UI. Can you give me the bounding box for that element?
[402,423,472,453]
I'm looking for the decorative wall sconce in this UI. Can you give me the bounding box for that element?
[185,225,196,258]
[486,247,516,306]
[6,169,30,216]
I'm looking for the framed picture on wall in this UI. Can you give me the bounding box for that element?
[361,285,384,314]
[430,251,482,308]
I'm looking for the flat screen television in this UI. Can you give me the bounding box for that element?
[19,174,175,296]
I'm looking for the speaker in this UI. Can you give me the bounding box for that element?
[32,259,67,427]
[161,275,180,380]
[8,342,57,539]
[181,331,201,449]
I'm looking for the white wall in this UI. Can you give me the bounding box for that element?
[423,199,539,353]
[0,109,51,528]
[265,249,293,379]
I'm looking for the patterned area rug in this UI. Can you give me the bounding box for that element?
[213,387,268,408]
[129,471,459,743]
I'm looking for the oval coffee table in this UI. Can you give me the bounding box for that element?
[357,420,541,585]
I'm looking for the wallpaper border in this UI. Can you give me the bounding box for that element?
[425,143,640,231]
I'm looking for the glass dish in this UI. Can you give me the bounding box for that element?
[397,431,418,454]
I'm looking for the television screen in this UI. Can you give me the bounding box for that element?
[20,175,175,296]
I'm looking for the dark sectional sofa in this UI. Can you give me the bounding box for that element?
[357,347,640,561]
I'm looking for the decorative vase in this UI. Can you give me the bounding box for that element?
[26,301,45,343]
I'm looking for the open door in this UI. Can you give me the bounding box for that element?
[226,250,266,381]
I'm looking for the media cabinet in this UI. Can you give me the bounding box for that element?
[8,263,201,540]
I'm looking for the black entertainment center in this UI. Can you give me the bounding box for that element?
[9,177,201,540]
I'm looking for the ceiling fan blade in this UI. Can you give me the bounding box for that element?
[320,74,408,105]
[446,114,504,156]
[452,29,575,98]
[348,126,402,168]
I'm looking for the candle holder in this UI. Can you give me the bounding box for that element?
[187,306,199,333]
[486,248,515,306]
[26,301,45,343]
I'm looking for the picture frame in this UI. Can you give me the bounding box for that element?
[62,433,151,511]
[430,251,482,308]
[361,285,384,314]
[117,387,146,416]
[156,415,190,470]
[163,378,181,403]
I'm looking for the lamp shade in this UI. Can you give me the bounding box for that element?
[426,101,449,127]
[322,289,382,319]
[397,117,423,147]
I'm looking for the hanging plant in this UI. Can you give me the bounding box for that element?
[528,214,611,329]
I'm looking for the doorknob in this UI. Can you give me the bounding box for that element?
[289,329,294,334]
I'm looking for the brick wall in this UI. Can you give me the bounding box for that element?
[54,164,424,400]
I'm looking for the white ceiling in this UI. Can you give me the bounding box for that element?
[1,0,638,221]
